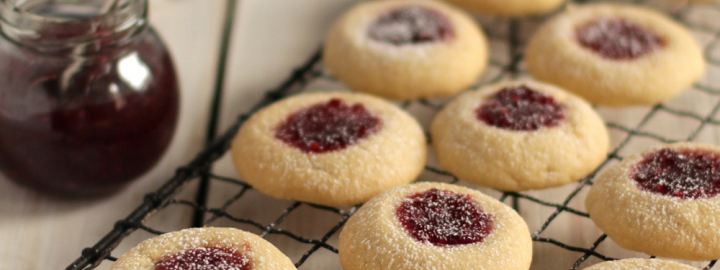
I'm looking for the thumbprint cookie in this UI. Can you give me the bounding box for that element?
[587,143,720,260]
[339,182,532,270]
[431,80,609,191]
[526,3,704,106]
[445,0,565,17]
[323,0,487,100]
[231,92,426,206]
[584,258,697,270]
[112,227,296,270]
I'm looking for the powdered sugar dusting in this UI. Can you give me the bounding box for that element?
[339,183,532,269]
[368,5,454,45]
[576,17,665,60]
[476,85,565,131]
[275,98,381,153]
[632,148,720,199]
[154,246,250,270]
[396,188,493,246]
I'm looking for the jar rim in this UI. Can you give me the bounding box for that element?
[0,0,145,24]
[0,0,148,54]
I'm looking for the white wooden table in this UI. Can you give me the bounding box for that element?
[1,0,719,269]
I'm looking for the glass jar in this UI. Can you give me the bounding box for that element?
[0,0,179,197]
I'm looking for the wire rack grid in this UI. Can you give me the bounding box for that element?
[67,0,720,269]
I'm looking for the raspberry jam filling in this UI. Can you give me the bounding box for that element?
[368,6,454,45]
[396,189,494,247]
[154,247,250,270]
[632,148,720,199]
[476,85,565,131]
[576,17,665,60]
[275,98,381,153]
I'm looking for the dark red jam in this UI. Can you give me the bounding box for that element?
[576,18,665,60]
[368,6,454,45]
[631,148,720,199]
[275,98,381,153]
[154,247,251,270]
[0,30,178,197]
[396,188,494,247]
[476,85,565,131]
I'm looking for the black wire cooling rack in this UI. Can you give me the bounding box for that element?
[67,0,720,269]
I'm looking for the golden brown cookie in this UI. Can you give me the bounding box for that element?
[231,92,426,206]
[584,259,697,270]
[587,143,720,260]
[112,227,296,270]
[445,0,566,17]
[324,0,487,100]
[339,182,532,270]
[526,3,704,106]
[431,79,609,191]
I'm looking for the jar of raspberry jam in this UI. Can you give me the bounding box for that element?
[0,0,179,197]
